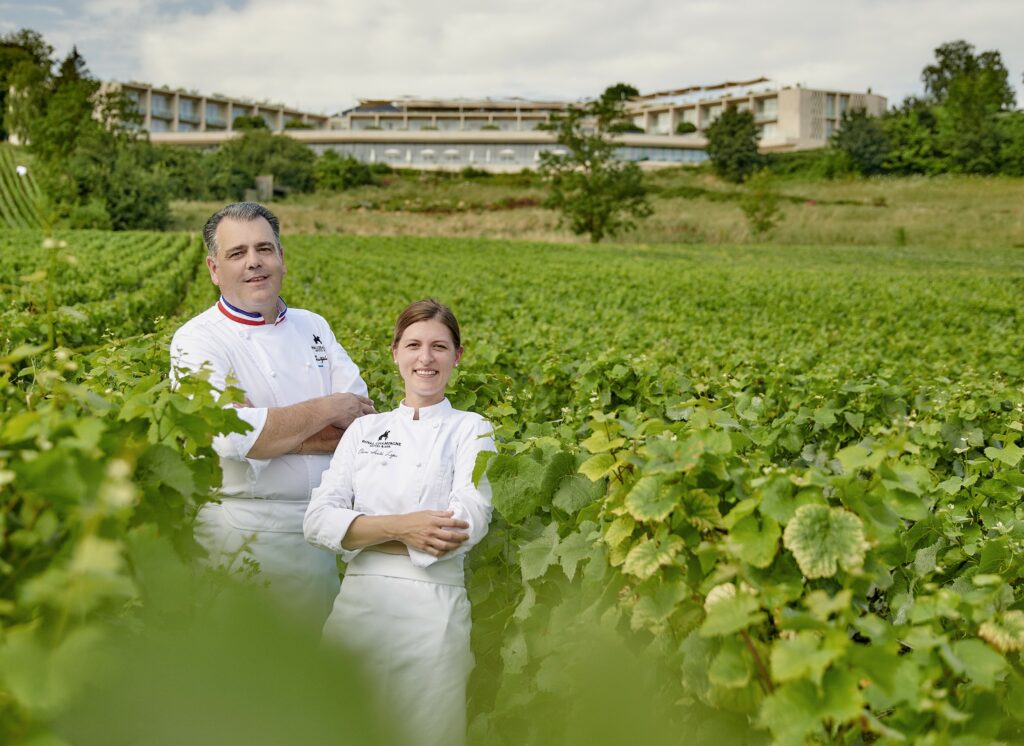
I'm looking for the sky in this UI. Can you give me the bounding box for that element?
[2,0,1023,116]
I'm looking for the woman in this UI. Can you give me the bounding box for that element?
[303,299,494,746]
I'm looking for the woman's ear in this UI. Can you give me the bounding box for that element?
[455,346,464,366]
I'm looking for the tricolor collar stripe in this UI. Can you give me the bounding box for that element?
[216,296,288,326]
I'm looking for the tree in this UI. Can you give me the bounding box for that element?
[705,106,761,183]
[538,83,652,243]
[923,40,1015,174]
[881,97,942,175]
[0,29,52,141]
[831,108,889,175]
[2,29,170,229]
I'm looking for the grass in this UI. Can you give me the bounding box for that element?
[172,165,1024,250]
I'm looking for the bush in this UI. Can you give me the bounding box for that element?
[739,169,782,237]
[313,151,373,191]
[675,122,697,135]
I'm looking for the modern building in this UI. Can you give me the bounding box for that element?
[130,78,886,171]
[104,81,332,133]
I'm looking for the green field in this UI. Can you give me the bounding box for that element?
[4,231,1024,744]
[169,169,1024,251]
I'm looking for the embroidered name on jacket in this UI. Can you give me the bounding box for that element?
[359,431,403,458]
[310,334,328,368]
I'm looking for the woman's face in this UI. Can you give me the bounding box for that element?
[393,318,463,408]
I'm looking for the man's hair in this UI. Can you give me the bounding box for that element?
[392,299,461,349]
[203,202,281,260]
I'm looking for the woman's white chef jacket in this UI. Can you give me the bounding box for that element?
[304,398,495,570]
[170,300,368,500]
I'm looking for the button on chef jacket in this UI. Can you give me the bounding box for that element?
[170,298,368,500]
[305,398,495,568]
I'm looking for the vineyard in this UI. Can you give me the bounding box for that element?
[0,145,41,230]
[3,230,1024,744]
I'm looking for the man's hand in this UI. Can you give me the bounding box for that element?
[295,424,343,455]
[326,393,376,430]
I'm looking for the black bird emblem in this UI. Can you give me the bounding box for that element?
[313,334,322,344]
[378,430,390,441]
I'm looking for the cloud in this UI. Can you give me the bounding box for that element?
[6,0,1024,113]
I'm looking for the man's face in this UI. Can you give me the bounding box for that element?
[206,217,286,320]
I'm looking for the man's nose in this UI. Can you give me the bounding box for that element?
[245,249,262,266]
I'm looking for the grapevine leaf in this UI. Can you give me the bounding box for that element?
[487,453,546,523]
[622,532,683,580]
[759,680,826,745]
[136,444,195,497]
[501,631,528,675]
[580,429,626,454]
[539,450,577,498]
[770,631,845,686]
[604,515,636,547]
[679,489,722,529]
[552,474,603,514]
[700,593,765,638]
[729,514,780,569]
[630,579,689,632]
[835,443,881,473]
[625,476,678,523]
[985,441,1024,467]
[556,522,598,581]
[783,504,868,579]
[709,637,752,689]
[579,453,616,482]
[518,522,560,581]
[951,639,1006,690]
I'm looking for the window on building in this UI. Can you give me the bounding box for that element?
[825,95,836,118]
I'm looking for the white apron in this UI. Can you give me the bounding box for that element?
[195,497,341,627]
[322,551,473,746]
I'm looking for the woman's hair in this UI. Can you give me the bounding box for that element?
[392,299,461,349]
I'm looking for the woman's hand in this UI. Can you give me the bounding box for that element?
[390,511,470,557]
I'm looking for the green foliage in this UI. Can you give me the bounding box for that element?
[538,83,652,243]
[231,114,269,131]
[738,169,782,238]
[675,121,697,135]
[314,150,374,192]
[705,107,761,183]
[831,108,889,175]
[5,230,1024,743]
[2,30,169,230]
[997,111,1024,176]
[207,129,315,198]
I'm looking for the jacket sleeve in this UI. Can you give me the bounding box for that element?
[304,422,366,562]
[408,416,496,568]
[169,325,271,477]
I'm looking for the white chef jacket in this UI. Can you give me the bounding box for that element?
[304,398,494,570]
[170,298,368,500]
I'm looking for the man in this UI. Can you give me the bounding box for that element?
[170,202,374,625]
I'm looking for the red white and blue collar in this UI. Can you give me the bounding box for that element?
[216,296,287,326]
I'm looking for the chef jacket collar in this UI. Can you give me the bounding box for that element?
[216,295,288,326]
[397,397,453,420]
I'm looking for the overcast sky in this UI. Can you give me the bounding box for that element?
[3,0,1023,115]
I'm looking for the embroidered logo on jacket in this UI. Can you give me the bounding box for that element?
[377,430,390,441]
[310,334,327,368]
[359,431,402,459]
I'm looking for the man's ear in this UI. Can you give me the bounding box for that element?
[206,255,220,286]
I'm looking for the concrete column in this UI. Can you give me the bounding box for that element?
[199,96,207,131]
[144,88,152,131]
[226,102,234,131]
[172,91,180,131]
